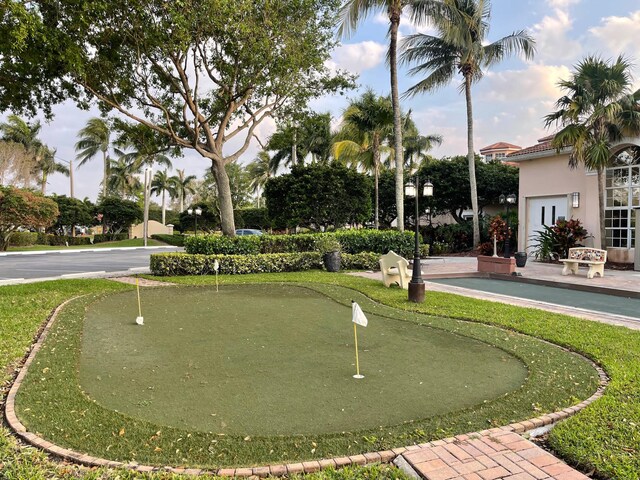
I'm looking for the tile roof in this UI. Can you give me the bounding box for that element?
[507,135,556,158]
[479,142,522,152]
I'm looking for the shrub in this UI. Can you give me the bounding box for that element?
[93,233,128,243]
[530,218,588,261]
[35,234,92,246]
[151,234,185,246]
[185,230,415,257]
[150,251,382,276]
[9,231,38,246]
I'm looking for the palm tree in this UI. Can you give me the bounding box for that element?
[0,114,45,187]
[33,146,69,195]
[247,151,276,208]
[75,118,114,198]
[333,90,394,229]
[401,0,535,247]
[338,1,437,231]
[107,157,141,199]
[151,170,177,225]
[545,55,640,249]
[171,169,197,212]
[402,112,442,172]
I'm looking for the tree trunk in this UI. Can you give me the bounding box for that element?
[41,172,47,195]
[389,5,404,232]
[211,160,236,236]
[180,190,184,213]
[597,167,606,249]
[373,133,380,229]
[464,75,481,247]
[70,158,74,198]
[103,151,108,198]
[161,189,166,225]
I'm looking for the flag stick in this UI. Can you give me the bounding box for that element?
[215,270,218,292]
[353,322,364,379]
[135,277,144,325]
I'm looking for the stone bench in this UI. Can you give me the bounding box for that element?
[560,247,607,279]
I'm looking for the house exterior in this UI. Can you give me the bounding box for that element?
[479,142,522,163]
[507,135,640,263]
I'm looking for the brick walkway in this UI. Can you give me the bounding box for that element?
[401,430,588,480]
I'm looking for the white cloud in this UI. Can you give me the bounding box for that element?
[331,41,386,74]
[546,0,581,8]
[589,11,640,56]
[531,8,582,62]
[480,64,572,102]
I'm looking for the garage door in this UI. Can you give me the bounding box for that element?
[527,196,568,251]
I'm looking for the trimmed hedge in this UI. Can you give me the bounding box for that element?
[150,251,381,276]
[9,231,38,246]
[93,233,128,243]
[36,233,93,246]
[151,234,185,246]
[185,230,415,257]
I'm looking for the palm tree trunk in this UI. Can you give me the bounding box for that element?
[464,75,481,247]
[41,172,47,195]
[211,160,236,236]
[179,188,184,213]
[389,4,404,232]
[161,189,166,225]
[597,168,607,249]
[373,133,380,230]
[103,151,108,198]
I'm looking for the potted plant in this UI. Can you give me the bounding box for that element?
[316,235,342,272]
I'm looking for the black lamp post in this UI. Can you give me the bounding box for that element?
[405,175,434,303]
[187,207,202,236]
[499,194,517,258]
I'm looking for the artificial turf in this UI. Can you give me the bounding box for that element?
[79,284,527,436]
[14,278,598,469]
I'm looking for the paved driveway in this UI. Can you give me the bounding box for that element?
[0,247,181,283]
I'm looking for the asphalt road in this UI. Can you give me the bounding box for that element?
[0,247,181,283]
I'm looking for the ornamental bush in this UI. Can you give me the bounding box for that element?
[9,231,38,246]
[35,233,93,246]
[150,251,382,276]
[184,230,414,257]
[151,234,186,246]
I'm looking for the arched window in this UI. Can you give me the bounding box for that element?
[605,147,640,248]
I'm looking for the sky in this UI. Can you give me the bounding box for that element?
[4,0,640,202]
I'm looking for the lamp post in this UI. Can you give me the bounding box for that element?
[499,194,517,258]
[405,175,434,303]
[187,207,202,236]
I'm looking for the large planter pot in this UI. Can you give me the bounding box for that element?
[323,251,341,272]
[514,251,528,268]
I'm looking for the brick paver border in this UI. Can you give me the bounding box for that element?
[4,296,608,477]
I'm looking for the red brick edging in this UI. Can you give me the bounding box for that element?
[4,298,609,477]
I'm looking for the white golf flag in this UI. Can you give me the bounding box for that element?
[213,259,220,272]
[352,301,368,327]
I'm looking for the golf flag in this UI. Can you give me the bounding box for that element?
[135,277,144,325]
[213,259,220,292]
[351,301,367,379]
[352,301,368,327]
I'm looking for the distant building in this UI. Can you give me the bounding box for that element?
[480,142,522,165]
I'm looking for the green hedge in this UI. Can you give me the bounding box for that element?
[150,251,381,276]
[93,233,128,243]
[185,230,415,257]
[9,231,38,246]
[151,234,185,246]
[36,233,93,246]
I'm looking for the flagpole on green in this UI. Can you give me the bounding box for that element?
[353,322,362,378]
[351,300,367,379]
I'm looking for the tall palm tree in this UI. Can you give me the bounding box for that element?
[401,0,535,246]
[171,169,197,212]
[33,146,69,195]
[338,1,438,231]
[75,118,114,198]
[0,114,45,187]
[107,157,141,199]
[545,55,640,249]
[333,90,394,229]
[151,169,177,225]
[247,151,276,208]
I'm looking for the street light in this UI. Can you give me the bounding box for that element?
[187,207,203,236]
[404,175,434,303]
[499,194,517,258]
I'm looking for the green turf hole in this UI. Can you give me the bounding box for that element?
[80,284,527,436]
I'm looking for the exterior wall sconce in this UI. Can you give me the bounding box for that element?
[572,192,580,208]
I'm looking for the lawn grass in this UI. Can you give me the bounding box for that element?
[7,238,167,252]
[14,276,597,469]
[149,272,640,479]
[0,279,407,479]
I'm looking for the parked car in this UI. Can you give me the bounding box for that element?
[235,229,263,236]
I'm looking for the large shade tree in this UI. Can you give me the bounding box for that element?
[2,0,351,236]
[545,55,640,249]
[401,0,535,247]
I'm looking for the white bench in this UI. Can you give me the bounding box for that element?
[560,247,607,279]
[379,250,411,289]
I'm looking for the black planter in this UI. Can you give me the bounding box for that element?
[323,251,341,272]
[514,251,528,268]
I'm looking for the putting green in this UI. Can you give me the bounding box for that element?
[80,284,527,436]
